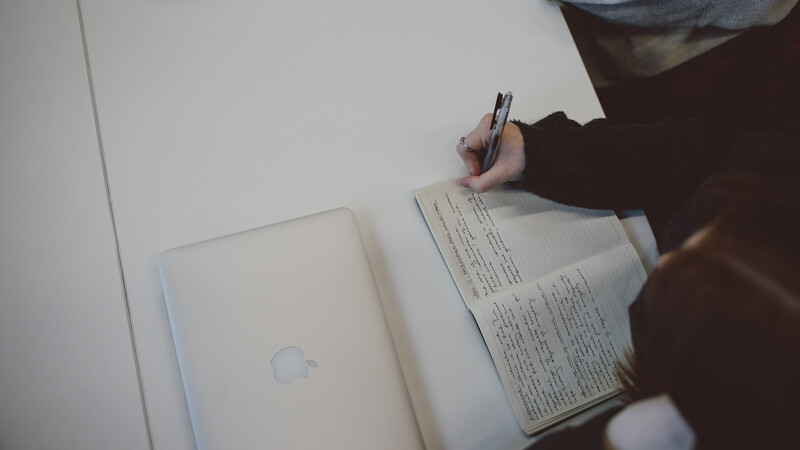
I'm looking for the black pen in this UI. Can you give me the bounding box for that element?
[482,91,513,174]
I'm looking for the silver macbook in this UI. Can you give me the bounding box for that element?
[158,208,423,449]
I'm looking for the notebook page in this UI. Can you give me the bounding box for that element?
[471,244,647,434]
[416,180,630,309]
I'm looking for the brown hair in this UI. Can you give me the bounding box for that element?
[623,174,800,449]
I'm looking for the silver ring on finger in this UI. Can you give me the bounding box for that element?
[459,136,477,152]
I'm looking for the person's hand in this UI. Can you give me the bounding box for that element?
[456,113,525,193]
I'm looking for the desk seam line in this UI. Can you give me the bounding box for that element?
[75,1,155,449]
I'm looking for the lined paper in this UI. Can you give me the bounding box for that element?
[416,180,629,309]
[416,179,648,434]
[471,245,647,433]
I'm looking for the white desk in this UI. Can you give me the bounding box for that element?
[77,0,606,448]
[2,0,626,449]
[0,2,149,449]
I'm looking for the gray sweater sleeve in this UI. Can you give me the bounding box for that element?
[562,0,798,29]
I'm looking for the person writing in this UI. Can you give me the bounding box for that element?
[457,90,800,253]
[455,94,800,449]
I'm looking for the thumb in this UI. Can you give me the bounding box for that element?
[459,168,507,193]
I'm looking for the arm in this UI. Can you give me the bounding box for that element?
[560,0,796,28]
[458,110,738,211]
[511,111,732,210]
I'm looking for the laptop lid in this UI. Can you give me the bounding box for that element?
[158,208,423,449]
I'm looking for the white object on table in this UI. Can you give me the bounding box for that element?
[75,0,642,448]
[0,1,150,449]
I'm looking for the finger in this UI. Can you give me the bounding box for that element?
[456,137,482,176]
[456,113,495,175]
[474,112,496,147]
[456,148,481,176]
[459,164,510,193]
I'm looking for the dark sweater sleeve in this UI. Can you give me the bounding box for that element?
[509,92,800,251]
[511,111,735,212]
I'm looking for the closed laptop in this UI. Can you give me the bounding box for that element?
[158,208,423,449]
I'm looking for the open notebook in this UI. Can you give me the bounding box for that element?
[415,180,648,435]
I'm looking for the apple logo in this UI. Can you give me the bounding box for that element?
[270,346,318,385]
